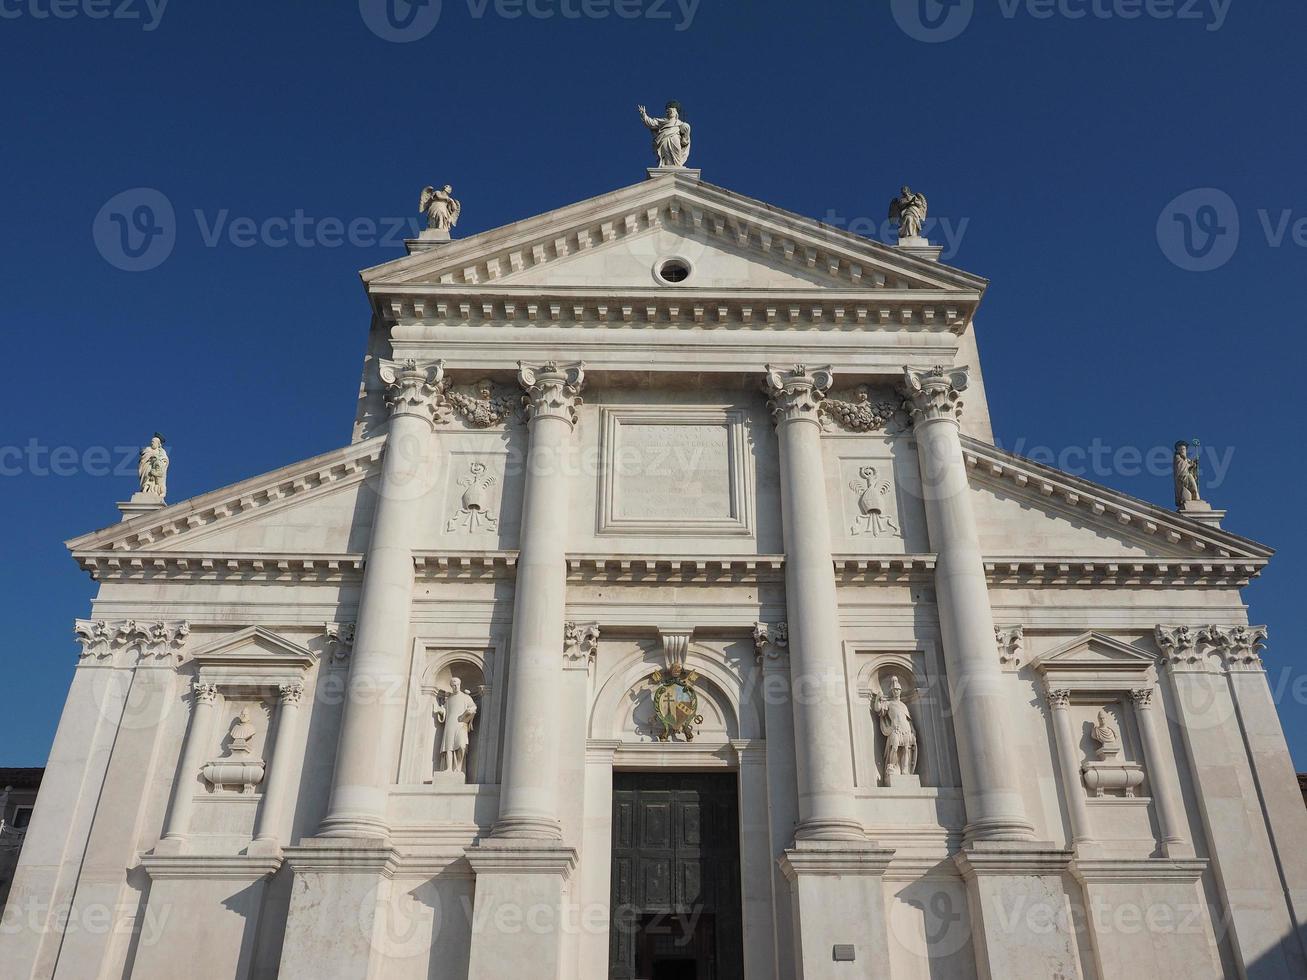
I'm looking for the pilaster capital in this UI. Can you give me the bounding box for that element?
[753,621,789,664]
[379,358,447,427]
[1130,687,1155,708]
[1153,624,1201,668]
[995,625,1025,669]
[278,681,305,706]
[563,621,600,668]
[192,681,219,705]
[323,622,355,666]
[763,364,833,425]
[1047,687,1072,710]
[518,361,586,427]
[1200,624,1268,672]
[902,365,969,425]
[75,619,190,665]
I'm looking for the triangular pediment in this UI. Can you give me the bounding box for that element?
[362,174,986,299]
[65,439,383,564]
[190,625,316,670]
[964,436,1272,568]
[1032,632,1157,673]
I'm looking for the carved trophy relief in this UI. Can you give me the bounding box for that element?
[433,678,478,781]
[201,707,266,793]
[872,676,919,787]
[849,465,902,538]
[446,461,500,534]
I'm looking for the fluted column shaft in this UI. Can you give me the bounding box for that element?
[160,682,219,843]
[493,362,585,839]
[765,365,864,841]
[253,682,305,849]
[321,359,445,838]
[905,366,1035,842]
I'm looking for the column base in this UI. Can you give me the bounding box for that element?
[276,838,401,980]
[464,840,578,980]
[961,814,1038,845]
[794,816,869,842]
[780,840,895,979]
[953,841,1081,979]
[490,813,564,840]
[315,812,392,840]
[134,854,282,979]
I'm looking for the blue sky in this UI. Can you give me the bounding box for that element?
[2,0,1305,766]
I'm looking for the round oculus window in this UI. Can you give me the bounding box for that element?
[655,258,692,284]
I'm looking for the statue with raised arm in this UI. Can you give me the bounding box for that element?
[888,185,928,241]
[872,676,918,779]
[1173,440,1201,509]
[138,433,169,498]
[419,184,461,232]
[433,677,477,777]
[638,101,692,168]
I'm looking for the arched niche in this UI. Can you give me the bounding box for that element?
[401,652,488,785]
[858,654,926,787]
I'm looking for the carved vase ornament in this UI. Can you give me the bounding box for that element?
[201,708,266,793]
[649,663,703,742]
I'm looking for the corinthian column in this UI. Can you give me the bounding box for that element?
[903,365,1034,842]
[319,358,445,838]
[492,361,585,839]
[764,365,864,841]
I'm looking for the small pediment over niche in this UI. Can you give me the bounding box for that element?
[190,626,316,672]
[1031,632,1156,676]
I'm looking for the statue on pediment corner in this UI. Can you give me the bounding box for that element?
[638,101,691,168]
[889,186,928,242]
[420,184,461,232]
[138,433,168,498]
[1173,440,1202,509]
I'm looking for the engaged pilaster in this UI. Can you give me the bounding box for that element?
[764,364,864,842]
[904,365,1035,842]
[492,361,585,840]
[319,358,445,839]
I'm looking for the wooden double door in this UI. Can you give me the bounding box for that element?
[608,772,744,980]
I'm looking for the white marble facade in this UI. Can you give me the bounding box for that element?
[4,169,1307,980]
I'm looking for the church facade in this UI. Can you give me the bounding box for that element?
[4,156,1307,979]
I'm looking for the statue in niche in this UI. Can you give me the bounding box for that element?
[872,676,918,779]
[433,677,477,777]
[637,101,692,168]
[137,433,169,498]
[419,184,461,232]
[1173,440,1202,509]
[850,466,901,538]
[446,461,499,533]
[1090,708,1122,761]
[888,185,928,241]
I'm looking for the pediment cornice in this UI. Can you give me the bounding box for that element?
[361,175,985,333]
[963,436,1272,564]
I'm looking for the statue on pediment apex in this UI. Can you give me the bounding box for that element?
[638,101,692,168]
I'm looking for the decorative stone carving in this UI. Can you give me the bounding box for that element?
[1173,440,1202,509]
[888,185,928,241]
[637,101,691,168]
[849,466,901,538]
[201,708,266,793]
[446,378,518,428]
[995,626,1025,669]
[324,622,355,664]
[658,629,692,666]
[518,361,586,427]
[137,433,169,498]
[902,365,968,424]
[192,681,219,705]
[821,387,899,433]
[1154,624,1200,666]
[1047,688,1072,710]
[278,681,304,706]
[872,676,918,783]
[419,184,460,232]
[379,358,447,425]
[1201,624,1269,671]
[649,662,702,742]
[74,619,190,664]
[753,621,789,665]
[1081,706,1144,798]
[433,677,478,778]
[1130,687,1154,708]
[446,462,499,534]
[763,364,833,425]
[563,621,601,667]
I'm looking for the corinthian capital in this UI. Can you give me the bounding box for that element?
[902,365,968,425]
[763,364,833,425]
[379,358,447,427]
[1200,624,1269,672]
[518,361,586,426]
